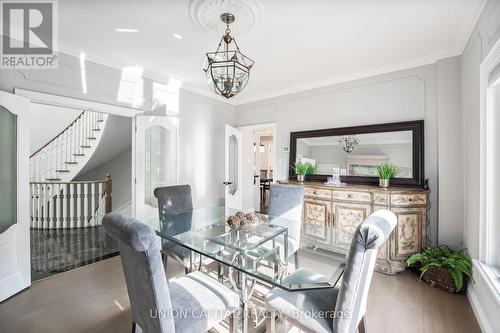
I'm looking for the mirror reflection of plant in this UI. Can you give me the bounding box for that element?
[293,161,316,175]
[305,163,317,175]
[406,246,474,291]
[377,162,398,179]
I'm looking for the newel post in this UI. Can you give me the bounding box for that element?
[105,174,112,214]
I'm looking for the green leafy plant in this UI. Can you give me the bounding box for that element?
[293,162,309,175]
[305,163,317,175]
[406,246,474,291]
[377,162,398,179]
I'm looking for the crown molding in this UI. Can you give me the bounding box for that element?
[457,0,488,55]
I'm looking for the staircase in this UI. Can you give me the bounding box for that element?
[30,111,109,182]
[30,111,111,229]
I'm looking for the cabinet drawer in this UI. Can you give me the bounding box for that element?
[332,190,371,203]
[374,193,389,205]
[390,193,427,206]
[305,187,332,199]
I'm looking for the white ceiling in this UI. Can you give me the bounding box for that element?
[59,0,486,105]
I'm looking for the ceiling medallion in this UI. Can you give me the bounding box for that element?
[188,0,263,34]
[202,13,254,99]
[339,135,360,153]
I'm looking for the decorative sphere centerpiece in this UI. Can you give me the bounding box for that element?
[226,211,261,230]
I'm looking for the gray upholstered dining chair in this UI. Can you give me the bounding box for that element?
[102,212,240,333]
[153,185,199,274]
[267,184,305,268]
[264,209,397,333]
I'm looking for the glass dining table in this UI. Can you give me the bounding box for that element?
[146,206,350,332]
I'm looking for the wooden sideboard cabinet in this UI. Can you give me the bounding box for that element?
[278,181,429,275]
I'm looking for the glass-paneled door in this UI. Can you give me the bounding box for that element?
[134,116,177,223]
[224,124,242,209]
[0,91,30,301]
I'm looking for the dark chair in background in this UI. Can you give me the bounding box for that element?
[154,185,199,274]
[267,184,305,268]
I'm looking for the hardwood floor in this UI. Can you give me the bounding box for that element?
[0,253,480,333]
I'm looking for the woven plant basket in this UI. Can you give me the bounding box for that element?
[421,267,463,293]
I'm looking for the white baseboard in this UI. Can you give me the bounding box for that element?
[468,283,494,333]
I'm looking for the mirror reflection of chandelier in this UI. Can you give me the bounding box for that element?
[202,13,255,98]
[339,135,360,153]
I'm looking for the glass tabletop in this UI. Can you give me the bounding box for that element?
[147,206,350,291]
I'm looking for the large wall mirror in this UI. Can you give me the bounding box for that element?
[289,120,424,187]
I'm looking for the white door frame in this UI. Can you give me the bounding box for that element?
[237,122,277,211]
[0,91,30,301]
[13,89,170,219]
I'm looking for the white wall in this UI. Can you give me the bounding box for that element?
[75,148,132,214]
[461,0,500,331]
[29,104,81,154]
[236,65,445,244]
[177,90,236,208]
[436,56,464,248]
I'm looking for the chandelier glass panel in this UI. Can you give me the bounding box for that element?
[202,13,254,98]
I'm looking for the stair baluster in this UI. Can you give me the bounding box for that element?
[62,184,67,228]
[91,183,96,226]
[55,183,60,228]
[76,183,82,228]
[69,183,75,228]
[83,183,89,227]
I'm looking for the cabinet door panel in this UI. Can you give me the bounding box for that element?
[332,202,372,250]
[390,208,426,260]
[302,199,331,246]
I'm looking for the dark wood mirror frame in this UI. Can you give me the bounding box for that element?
[289,120,425,188]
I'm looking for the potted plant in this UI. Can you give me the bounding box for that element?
[376,162,398,188]
[406,246,474,293]
[293,162,309,182]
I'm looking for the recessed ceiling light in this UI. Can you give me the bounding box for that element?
[115,28,139,33]
[173,33,183,40]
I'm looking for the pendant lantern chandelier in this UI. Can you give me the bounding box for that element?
[202,13,254,99]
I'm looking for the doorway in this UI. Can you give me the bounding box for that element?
[239,123,277,214]
[16,89,178,280]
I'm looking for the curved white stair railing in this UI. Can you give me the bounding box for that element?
[30,111,109,182]
[29,111,111,229]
